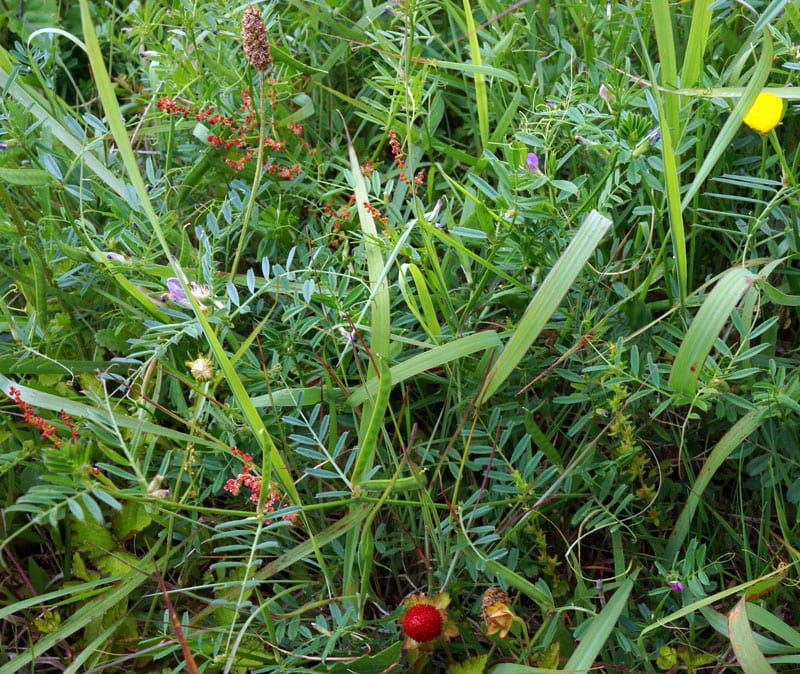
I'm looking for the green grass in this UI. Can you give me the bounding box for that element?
[1,0,800,671]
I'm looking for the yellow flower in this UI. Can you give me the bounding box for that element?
[743,93,784,134]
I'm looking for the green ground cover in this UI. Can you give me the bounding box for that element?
[2,0,800,671]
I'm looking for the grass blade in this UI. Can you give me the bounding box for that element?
[650,0,679,139]
[680,31,773,210]
[729,598,777,674]
[0,548,156,674]
[668,267,756,396]
[462,0,489,150]
[640,567,788,638]
[76,0,300,505]
[680,0,714,88]
[665,406,767,560]
[480,210,611,401]
[564,569,638,671]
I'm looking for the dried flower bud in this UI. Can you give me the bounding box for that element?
[481,587,515,639]
[187,355,215,382]
[147,474,170,499]
[242,5,272,71]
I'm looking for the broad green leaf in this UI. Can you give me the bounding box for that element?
[668,267,757,396]
[728,598,777,673]
[450,655,489,674]
[563,569,638,672]
[666,405,767,559]
[0,167,54,186]
[478,647,569,673]
[326,643,402,674]
[480,210,611,401]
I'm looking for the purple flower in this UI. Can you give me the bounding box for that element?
[667,580,684,592]
[166,277,189,305]
[525,152,540,174]
[163,277,219,310]
[599,84,613,103]
[645,127,661,144]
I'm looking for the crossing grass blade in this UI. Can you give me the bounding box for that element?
[462,0,489,150]
[680,31,773,209]
[665,405,767,560]
[563,569,638,672]
[635,21,687,303]
[650,0,679,139]
[480,210,612,401]
[0,544,158,674]
[0,375,227,451]
[639,567,789,638]
[345,128,391,365]
[680,0,714,88]
[668,267,757,396]
[350,358,392,485]
[0,47,126,197]
[251,330,502,408]
[728,598,777,674]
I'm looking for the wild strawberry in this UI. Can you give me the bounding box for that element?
[401,604,443,643]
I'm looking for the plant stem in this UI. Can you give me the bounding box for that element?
[230,71,267,280]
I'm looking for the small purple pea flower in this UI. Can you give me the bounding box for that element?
[163,277,220,311]
[599,84,613,103]
[645,127,661,144]
[525,152,540,174]
[667,580,684,592]
[166,277,189,305]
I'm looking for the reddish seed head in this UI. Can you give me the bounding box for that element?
[401,604,443,643]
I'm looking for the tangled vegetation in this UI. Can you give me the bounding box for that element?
[2,0,800,672]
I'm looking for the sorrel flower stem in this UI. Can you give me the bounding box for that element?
[230,71,267,281]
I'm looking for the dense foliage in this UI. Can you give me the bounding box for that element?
[2,0,800,672]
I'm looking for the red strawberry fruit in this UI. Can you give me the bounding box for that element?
[401,604,443,643]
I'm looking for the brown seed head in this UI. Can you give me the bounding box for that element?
[241,5,271,71]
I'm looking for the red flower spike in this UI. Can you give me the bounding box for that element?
[401,604,443,643]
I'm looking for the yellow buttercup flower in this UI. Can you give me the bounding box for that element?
[743,93,784,134]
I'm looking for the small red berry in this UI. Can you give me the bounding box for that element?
[401,604,443,643]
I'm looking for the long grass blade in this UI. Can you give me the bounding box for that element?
[650,0,679,138]
[680,31,773,209]
[665,406,767,560]
[728,598,777,674]
[480,210,611,401]
[76,0,300,505]
[668,267,756,396]
[462,0,489,149]
[680,0,714,88]
[563,569,638,671]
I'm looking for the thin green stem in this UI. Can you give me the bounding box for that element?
[230,71,267,280]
